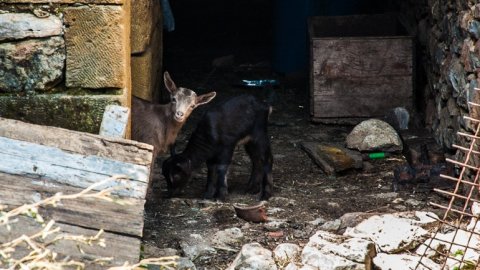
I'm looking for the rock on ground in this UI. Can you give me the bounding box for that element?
[211,227,244,248]
[373,253,440,270]
[227,243,277,270]
[301,230,375,269]
[346,119,403,152]
[416,229,480,269]
[344,212,433,253]
[179,233,216,261]
[273,243,301,262]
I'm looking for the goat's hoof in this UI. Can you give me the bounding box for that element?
[245,185,260,195]
[202,192,215,200]
[259,192,271,201]
[215,189,228,202]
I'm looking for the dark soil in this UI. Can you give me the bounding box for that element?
[141,2,452,268]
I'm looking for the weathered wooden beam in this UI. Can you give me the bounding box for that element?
[0,136,149,198]
[0,116,154,266]
[0,117,152,166]
[0,215,141,269]
[0,172,145,237]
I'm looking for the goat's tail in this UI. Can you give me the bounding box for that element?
[262,86,277,107]
[262,86,276,118]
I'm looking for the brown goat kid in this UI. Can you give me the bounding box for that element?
[131,71,216,158]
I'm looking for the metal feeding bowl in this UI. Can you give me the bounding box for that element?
[233,202,267,223]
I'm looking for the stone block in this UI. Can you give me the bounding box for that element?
[131,27,162,101]
[0,94,126,134]
[64,5,128,89]
[0,13,62,41]
[0,36,65,92]
[131,0,162,54]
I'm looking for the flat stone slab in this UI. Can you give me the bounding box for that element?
[416,229,480,269]
[344,211,436,253]
[301,230,375,269]
[300,142,363,175]
[0,13,62,41]
[373,253,440,269]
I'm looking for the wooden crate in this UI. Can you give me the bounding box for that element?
[309,13,413,123]
[0,117,154,268]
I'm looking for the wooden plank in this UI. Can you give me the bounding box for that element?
[99,104,130,138]
[311,38,412,78]
[0,136,148,198]
[312,77,412,118]
[0,215,140,268]
[308,13,404,38]
[0,117,153,166]
[310,37,413,119]
[0,172,145,237]
[0,117,152,266]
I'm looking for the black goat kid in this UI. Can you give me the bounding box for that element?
[162,94,273,201]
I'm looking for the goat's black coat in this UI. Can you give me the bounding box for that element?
[162,94,273,200]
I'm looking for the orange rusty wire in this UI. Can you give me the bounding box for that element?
[415,91,480,269]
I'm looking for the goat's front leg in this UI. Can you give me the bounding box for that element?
[169,142,177,156]
[260,143,274,200]
[215,164,230,201]
[245,142,263,194]
[214,149,234,201]
[204,160,216,200]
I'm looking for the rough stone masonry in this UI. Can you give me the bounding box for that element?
[0,0,131,134]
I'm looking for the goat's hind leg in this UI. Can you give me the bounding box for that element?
[260,143,274,200]
[203,160,217,200]
[214,150,234,201]
[244,142,264,194]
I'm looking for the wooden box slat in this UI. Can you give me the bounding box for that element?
[309,13,413,123]
[0,215,141,268]
[0,116,154,267]
[0,172,145,237]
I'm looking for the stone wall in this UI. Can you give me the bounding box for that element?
[0,0,133,134]
[395,0,480,155]
[131,0,163,102]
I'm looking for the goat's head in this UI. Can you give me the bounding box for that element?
[164,71,216,123]
[162,155,192,196]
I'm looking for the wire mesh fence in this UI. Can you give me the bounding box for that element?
[416,89,480,269]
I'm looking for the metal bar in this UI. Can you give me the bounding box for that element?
[430,202,475,218]
[464,115,480,122]
[446,158,479,171]
[440,175,480,188]
[458,131,480,140]
[434,189,480,204]
[452,144,480,155]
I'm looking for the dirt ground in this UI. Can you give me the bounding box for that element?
[140,3,453,268]
[141,67,453,270]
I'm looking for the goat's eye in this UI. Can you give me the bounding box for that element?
[191,105,196,109]
[171,98,176,103]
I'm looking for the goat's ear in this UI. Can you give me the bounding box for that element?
[164,71,177,94]
[196,91,216,106]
